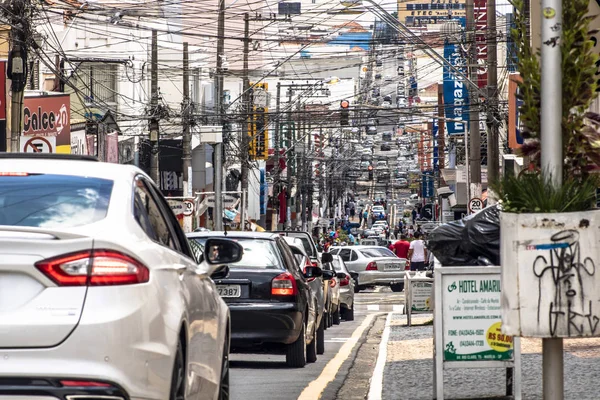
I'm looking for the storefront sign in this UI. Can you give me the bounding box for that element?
[23,95,71,152]
[442,273,513,361]
[443,40,469,135]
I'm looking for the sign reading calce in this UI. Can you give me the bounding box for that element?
[23,95,71,153]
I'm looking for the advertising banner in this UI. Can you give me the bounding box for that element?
[442,273,514,361]
[70,130,88,155]
[443,41,469,135]
[105,132,119,163]
[474,0,488,88]
[432,119,439,171]
[422,170,435,198]
[410,281,433,312]
[23,95,71,153]
[508,73,523,149]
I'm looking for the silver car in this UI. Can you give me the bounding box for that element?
[331,255,356,321]
[0,154,239,400]
[329,245,406,293]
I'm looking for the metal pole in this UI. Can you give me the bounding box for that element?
[274,82,281,230]
[213,0,226,231]
[541,0,563,396]
[149,30,160,184]
[240,13,250,231]
[466,0,481,199]
[182,42,192,198]
[486,0,500,194]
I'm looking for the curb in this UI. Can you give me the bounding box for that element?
[367,311,393,400]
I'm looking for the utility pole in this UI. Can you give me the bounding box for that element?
[486,0,499,194]
[273,82,281,230]
[437,82,445,187]
[6,0,29,153]
[213,0,226,231]
[182,42,192,198]
[240,13,250,231]
[149,30,160,184]
[541,0,563,397]
[466,0,481,199]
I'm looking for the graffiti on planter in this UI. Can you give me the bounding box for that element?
[531,229,598,336]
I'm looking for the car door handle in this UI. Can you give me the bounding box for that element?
[174,264,188,273]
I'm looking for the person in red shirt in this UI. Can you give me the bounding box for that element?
[391,234,411,259]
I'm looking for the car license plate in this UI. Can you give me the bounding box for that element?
[384,264,402,271]
[217,285,241,298]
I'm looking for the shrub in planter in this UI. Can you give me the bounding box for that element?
[498,0,600,338]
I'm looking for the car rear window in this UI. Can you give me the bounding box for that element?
[0,174,113,228]
[190,237,282,269]
[284,233,316,258]
[360,248,396,258]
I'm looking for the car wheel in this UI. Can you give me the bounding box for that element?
[391,283,404,292]
[344,306,355,321]
[323,312,328,330]
[333,306,341,325]
[286,322,307,368]
[328,311,333,327]
[306,324,317,363]
[218,332,230,400]
[354,285,361,294]
[317,316,325,355]
[169,340,185,400]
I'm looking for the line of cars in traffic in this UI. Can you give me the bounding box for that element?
[0,154,409,400]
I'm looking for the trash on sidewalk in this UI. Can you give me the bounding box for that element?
[427,205,500,266]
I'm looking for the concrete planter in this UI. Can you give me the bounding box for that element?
[500,210,600,338]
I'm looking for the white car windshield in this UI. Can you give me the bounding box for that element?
[372,206,384,212]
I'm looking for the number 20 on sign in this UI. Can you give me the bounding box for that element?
[469,197,483,214]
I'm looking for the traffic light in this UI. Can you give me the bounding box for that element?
[340,100,350,126]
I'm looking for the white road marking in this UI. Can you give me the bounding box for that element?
[367,304,380,311]
[393,304,404,313]
[367,312,393,400]
[325,337,351,343]
[297,314,376,400]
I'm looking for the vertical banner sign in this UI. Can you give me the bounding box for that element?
[508,73,523,149]
[474,0,488,88]
[418,132,425,171]
[443,41,469,135]
[433,118,439,172]
[442,273,514,361]
[0,61,6,152]
[249,83,269,160]
[422,170,435,198]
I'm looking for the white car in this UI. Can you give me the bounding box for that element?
[0,153,241,400]
[373,221,389,230]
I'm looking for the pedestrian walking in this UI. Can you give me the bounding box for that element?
[407,232,427,271]
[411,208,417,224]
[350,207,356,220]
[358,208,364,225]
[407,225,414,238]
[391,234,411,259]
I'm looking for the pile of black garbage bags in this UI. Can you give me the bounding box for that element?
[427,205,500,266]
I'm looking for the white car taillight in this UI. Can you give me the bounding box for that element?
[36,250,149,286]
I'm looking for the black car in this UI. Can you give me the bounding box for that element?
[187,232,334,368]
[380,142,391,151]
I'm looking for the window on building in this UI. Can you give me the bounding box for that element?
[79,63,119,105]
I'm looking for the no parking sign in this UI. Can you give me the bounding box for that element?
[20,136,56,153]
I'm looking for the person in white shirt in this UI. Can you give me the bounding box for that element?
[407,232,427,271]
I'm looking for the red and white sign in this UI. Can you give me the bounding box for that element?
[23,95,71,146]
[474,0,488,89]
[20,136,56,153]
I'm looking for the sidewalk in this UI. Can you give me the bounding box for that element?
[373,313,600,400]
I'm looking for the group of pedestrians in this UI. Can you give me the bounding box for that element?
[388,232,428,271]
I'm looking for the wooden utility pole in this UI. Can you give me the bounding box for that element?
[486,0,499,191]
[182,42,192,197]
[240,13,250,230]
[213,0,226,231]
[149,30,160,184]
[466,0,481,198]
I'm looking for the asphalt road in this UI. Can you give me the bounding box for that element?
[230,287,404,400]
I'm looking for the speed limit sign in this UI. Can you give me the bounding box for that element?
[183,199,194,216]
[468,197,484,214]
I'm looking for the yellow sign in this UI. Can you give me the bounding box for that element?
[486,322,514,353]
[249,83,269,161]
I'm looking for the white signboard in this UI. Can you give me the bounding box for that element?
[70,131,88,155]
[204,195,237,207]
[410,281,433,312]
[442,273,513,361]
[168,200,185,216]
[20,136,56,153]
